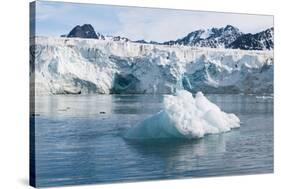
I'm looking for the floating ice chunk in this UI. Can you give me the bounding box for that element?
[255,95,273,100]
[125,90,240,140]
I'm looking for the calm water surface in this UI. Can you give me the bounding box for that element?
[33,94,273,187]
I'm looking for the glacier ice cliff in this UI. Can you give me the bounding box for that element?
[30,36,273,95]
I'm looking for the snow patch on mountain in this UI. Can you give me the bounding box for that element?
[164,25,243,48]
[228,27,274,50]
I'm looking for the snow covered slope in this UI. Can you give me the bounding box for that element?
[164,25,243,48]
[163,25,274,50]
[228,27,274,50]
[30,36,273,95]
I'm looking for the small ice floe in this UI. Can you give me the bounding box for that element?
[58,107,71,111]
[58,109,67,111]
[255,95,273,100]
[125,90,240,140]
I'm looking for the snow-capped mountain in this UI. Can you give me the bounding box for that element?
[63,24,274,50]
[164,25,243,48]
[227,27,274,50]
[65,24,131,42]
[31,36,273,95]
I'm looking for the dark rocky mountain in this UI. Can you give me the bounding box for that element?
[111,36,130,42]
[134,39,161,45]
[96,33,105,40]
[66,24,98,39]
[227,27,274,50]
[163,25,243,48]
[163,25,273,50]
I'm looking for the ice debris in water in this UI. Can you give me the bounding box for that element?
[125,90,240,140]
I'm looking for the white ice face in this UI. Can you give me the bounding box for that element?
[31,36,273,95]
[125,90,240,140]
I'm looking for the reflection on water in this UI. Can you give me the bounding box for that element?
[34,95,164,117]
[126,135,226,174]
[33,94,273,187]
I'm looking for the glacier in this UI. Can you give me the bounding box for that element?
[125,90,240,140]
[30,36,273,95]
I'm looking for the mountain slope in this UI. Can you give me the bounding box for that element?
[227,27,274,50]
[164,25,243,48]
[66,24,98,39]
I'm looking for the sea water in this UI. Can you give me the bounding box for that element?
[33,94,273,187]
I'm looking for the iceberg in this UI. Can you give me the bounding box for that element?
[125,90,240,140]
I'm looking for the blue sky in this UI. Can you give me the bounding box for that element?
[34,0,273,42]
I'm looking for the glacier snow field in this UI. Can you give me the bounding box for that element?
[33,94,273,187]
